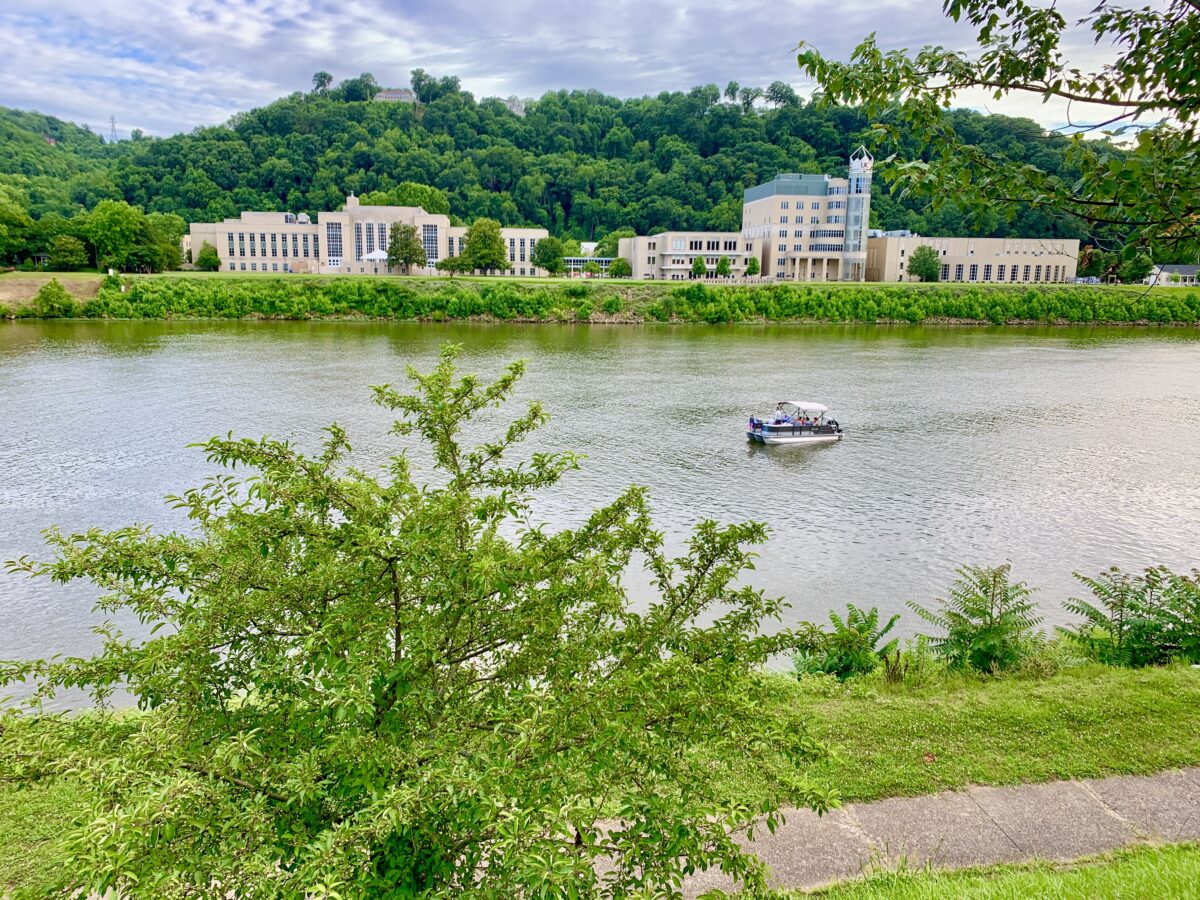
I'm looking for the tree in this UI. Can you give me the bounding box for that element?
[765,81,799,108]
[359,183,451,216]
[462,217,508,273]
[724,80,740,102]
[531,235,565,275]
[738,86,763,112]
[1118,253,1153,284]
[715,256,732,277]
[582,260,601,276]
[47,234,88,270]
[1,347,831,897]
[435,255,471,277]
[593,227,635,259]
[608,257,632,278]
[387,223,427,273]
[312,71,333,94]
[0,183,32,264]
[907,245,941,282]
[796,0,1200,258]
[194,241,221,271]
[745,256,760,277]
[690,255,708,278]
[86,199,144,271]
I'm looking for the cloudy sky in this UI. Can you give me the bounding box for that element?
[0,0,1127,138]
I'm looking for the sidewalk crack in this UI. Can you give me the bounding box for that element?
[966,790,1023,853]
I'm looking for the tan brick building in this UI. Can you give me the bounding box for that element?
[616,231,759,280]
[865,232,1080,284]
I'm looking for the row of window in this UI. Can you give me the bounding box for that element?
[776,243,847,254]
[938,262,1068,283]
[228,262,291,271]
[779,201,826,210]
[228,231,315,259]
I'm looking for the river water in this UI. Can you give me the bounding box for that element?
[2,320,1199,693]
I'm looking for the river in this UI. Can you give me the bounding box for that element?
[2,320,1199,696]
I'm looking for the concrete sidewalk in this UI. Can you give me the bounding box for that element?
[683,768,1200,896]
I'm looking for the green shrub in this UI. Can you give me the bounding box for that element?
[574,300,593,320]
[795,604,900,681]
[0,302,11,318]
[31,278,79,318]
[1063,566,1200,666]
[908,564,1043,673]
[601,295,622,315]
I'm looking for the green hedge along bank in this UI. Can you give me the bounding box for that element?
[4,274,1200,325]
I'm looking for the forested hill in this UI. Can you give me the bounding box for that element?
[0,74,1095,242]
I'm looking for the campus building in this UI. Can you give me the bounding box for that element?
[1145,263,1199,287]
[187,195,549,277]
[865,232,1080,284]
[740,147,874,282]
[617,232,757,280]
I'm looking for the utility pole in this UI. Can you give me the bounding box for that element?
[109,116,118,143]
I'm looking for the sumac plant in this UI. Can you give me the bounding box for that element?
[1,345,832,898]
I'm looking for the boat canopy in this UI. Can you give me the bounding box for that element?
[779,401,828,415]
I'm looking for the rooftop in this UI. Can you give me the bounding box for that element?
[743,173,835,203]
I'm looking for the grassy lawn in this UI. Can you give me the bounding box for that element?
[715,663,1200,806]
[801,842,1200,898]
[4,665,1199,894]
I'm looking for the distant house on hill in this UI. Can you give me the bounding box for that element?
[483,96,529,117]
[375,88,416,103]
[1146,263,1199,287]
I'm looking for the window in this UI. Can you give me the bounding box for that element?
[780,215,789,224]
[250,262,257,271]
[1023,265,1031,282]
[271,233,278,257]
[260,234,266,254]
[969,264,978,282]
[810,216,819,224]
[811,202,819,210]
[954,264,964,281]
[354,223,363,261]
[997,264,1005,282]
[828,200,846,210]
[826,215,844,224]
[941,264,950,281]
[292,234,298,258]
[778,244,786,252]
[689,240,702,251]
[313,234,319,258]
[240,262,246,270]
[724,240,736,251]
[983,264,992,281]
[794,230,803,238]
[365,223,375,256]
[248,233,256,257]
[509,238,515,262]
[671,239,684,251]
[228,262,235,271]
[810,230,845,239]
[422,224,439,262]
[706,240,718,251]
[1034,265,1042,282]
[323,224,341,261]
[519,238,526,261]
[1011,265,1019,282]
[377,223,387,252]
[793,244,803,252]
[810,243,842,252]
[281,235,288,258]
[226,232,235,257]
[781,201,789,209]
[272,263,278,271]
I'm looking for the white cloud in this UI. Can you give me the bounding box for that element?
[0,0,1147,136]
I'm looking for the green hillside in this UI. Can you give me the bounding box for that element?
[0,71,1105,248]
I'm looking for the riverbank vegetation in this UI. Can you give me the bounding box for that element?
[2,273,1199,325]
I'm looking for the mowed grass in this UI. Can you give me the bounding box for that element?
[3,665,1199,894]
[713,663,1200,806]
[801,842,1200,899]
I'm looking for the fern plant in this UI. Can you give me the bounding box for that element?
[908,564,1042,673]
[1064,566,1200,666]
[795,604,900,680]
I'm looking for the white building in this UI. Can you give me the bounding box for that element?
[187,195,549,277]
[1146,264,1199,287]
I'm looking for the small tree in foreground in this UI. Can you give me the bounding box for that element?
[1,346,832,898]
[907,245,940,282]
[386,222,427,273]
[745,255,760,277]
[194,240,221,271]
[908,564,1042,673]
[531,235,565,275]
[607,256,632,278]
[715,256,732,278]
[690,255,708,278]
[48,234,89,271]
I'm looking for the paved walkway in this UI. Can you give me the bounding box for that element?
[683,767,1200,896]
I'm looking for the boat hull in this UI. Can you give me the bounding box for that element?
[746,430,843,445]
